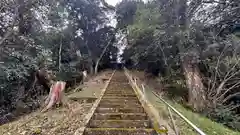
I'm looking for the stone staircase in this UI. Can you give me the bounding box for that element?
[83,72,158,135]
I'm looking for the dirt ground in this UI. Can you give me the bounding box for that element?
[0,70,113,135]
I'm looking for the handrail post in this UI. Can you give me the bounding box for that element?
[153,92,207,135]
[167,107,178,135]
[141,84,146,96]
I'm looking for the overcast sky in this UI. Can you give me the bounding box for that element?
[105,0,121,6]
[105,0,149,63]
[105,0,148,6]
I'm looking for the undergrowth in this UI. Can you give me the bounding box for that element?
[144,85,240,135]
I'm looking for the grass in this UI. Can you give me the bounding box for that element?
[143,86,240,135]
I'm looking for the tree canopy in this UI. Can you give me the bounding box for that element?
[0,0,118,124]
[1,0,240,131]
[117,0,240,130]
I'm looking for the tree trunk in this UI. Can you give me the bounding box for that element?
[36,69,52,93]
[94,39,112,74]
[85,37,94,75]
[159,44,171,76]
[58,36,62,72]
[94,60,100,74]
[182,54,206,111]
[42,81,67,112]
[175,0,206,111]
[89,63,94,75]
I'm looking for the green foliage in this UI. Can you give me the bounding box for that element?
[118,0,240,131]
[145,86,240,135]
[0,0,117,123]
[206,104,240,131]
[120,1,180,75]
[116,0,144,30]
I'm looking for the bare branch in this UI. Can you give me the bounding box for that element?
[228,104,240,111]
[222,92,240,104]
[223,57,240,81]
[217,81,240,101]
[225,70,240,83]
[202,0,226,4]
[209,44,228,95]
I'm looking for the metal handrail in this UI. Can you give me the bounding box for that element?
[152,91,207,135]
[124,68,207,135]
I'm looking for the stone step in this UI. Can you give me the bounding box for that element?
[104,93,137,97]
[101,98,138,102]
[89,120,152,128]
[93,113,148,120]
[107,88,133,90]
[108,82,130,84]
[106,88,133,91]
[96,107,145,113]
[105,91,135,93]
[104,94,136,97]
[98,102,142,108]
[83,128,156,135]
[106,89,134,93]
[102,96,138,100]
[100,99,140,104]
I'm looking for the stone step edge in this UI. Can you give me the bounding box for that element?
[85,128,154,132]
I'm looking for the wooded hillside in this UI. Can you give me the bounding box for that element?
[117,0,240,130]
[1,0,240,131]
[0,0,117,124]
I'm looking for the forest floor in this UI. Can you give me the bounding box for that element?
[1,70,239,135]
[131,70,240,135]
[0,70,113,135]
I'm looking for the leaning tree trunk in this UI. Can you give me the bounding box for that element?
[94,59,100,75]
[85,37,94,75]
[58,36,62,72]
[182,54,206,111]
[94,39,112,74]
[89,62,94,75]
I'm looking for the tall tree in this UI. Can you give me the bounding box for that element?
[120,0,240,114]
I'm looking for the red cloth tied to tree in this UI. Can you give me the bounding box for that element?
[42,81,66,112]
[52,82,63,103]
